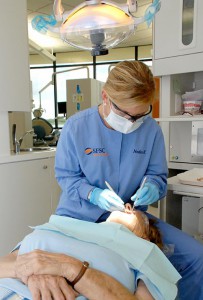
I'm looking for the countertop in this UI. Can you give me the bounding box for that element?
[168,176,203,198]
[0,148,56,164]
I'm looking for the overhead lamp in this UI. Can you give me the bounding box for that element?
[32,0,161,56]
[57,0,136,56]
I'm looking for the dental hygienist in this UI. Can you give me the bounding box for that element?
[55,61,203,300]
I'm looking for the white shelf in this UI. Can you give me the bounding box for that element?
[155,115,203,122]
[168,176,203,198]
[168,162,203,170]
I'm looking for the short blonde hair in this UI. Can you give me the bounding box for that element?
[103,60,155,107]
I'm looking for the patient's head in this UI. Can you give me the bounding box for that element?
[106,209,163,250]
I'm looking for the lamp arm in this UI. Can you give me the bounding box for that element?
[38,67,90,109]
[53,0,65,21]
[85,0,101,4]
[52,66,90,81]
[127,0,137,13]
[39,81,53,94]
[39,80,53,109]
[108,64,116,74]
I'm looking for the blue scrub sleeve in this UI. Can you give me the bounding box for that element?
[55,121,94,201]
[144,125,168,200]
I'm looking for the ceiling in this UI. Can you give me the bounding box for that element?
[27,0,153,54]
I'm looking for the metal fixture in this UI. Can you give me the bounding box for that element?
[32,0,161,56]
[54,0,138,56]
[12,124,34,154]
[29,39,56,62]
[35,66,90,115]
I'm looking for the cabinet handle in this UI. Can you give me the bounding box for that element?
[43,165,48,169]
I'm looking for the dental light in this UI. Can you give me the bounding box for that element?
[32,0,161,56]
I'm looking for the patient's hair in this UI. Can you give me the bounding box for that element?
[148,218,163,250]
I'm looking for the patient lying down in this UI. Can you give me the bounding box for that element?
[107,204,163,249]
[0,209,180,300]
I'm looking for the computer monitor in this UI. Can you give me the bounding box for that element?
[58,101,67,117]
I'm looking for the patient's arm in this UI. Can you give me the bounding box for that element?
[136,280,155,300]
[15,249,154,300]
[0,250,18,278]
[0,250,77,300]
[74,267,154,300]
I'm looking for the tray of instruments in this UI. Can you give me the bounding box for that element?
[177,168,203,187]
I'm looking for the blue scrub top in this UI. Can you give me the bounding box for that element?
[55,106,168,222]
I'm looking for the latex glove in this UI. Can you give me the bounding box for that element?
[131,182,159,206]
[90,188,125,212]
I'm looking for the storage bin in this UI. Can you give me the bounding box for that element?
[182,89,203,101]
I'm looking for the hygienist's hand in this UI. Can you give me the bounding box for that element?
[131,182,159,206]
[27,274,77,300]
[90,188,125,212]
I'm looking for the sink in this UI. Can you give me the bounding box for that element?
[20,147,54,152]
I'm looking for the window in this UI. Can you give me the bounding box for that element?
[30,67,55,125]
[30,45,152,128]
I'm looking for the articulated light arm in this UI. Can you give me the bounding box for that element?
[53,0,65,21]
[127,0,137,13]
[37,66,90,111]
[39,80,53,109]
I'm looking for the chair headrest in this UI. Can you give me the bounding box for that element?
[32,118,53,136]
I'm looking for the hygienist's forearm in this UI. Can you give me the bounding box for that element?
[0,250,18,278]
[73,268,137,300]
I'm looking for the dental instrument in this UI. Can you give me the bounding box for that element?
[133,177,147,210]
[105,181,125,211]
[105,181,116,194]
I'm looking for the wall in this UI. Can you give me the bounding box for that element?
[29,45,153,65]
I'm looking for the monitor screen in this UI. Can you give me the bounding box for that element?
[58,102,67,116]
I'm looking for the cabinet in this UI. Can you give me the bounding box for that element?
[0,0,30,111]
[156,71,203,168]
[166,174,203,240]
[66,79,103,118]
[153,0,203,75]
[0,157,61,255]
[153,0,203,226]
[159,72,203,118]
[182,196,203,238]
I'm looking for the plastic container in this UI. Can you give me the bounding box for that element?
[182,89,203,101]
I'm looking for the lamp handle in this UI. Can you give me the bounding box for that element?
[127,0,137,13]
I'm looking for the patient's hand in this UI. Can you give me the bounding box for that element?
[27,274,77,300]
[15,250,83,283]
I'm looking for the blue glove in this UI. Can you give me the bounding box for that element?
[90,188,125,212]
[131,182,159,206]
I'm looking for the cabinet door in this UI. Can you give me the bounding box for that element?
[0,159,52,255]
[49,157,61,212]
[154,0,203,60]
[0,0,30,111]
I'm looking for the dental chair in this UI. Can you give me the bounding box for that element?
[32,117,60,146]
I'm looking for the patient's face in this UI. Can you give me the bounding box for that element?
[106,210,149,240]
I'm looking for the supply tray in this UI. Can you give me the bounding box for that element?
[177,168,203,187]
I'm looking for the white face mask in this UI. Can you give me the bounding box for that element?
[104,108,145,134]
